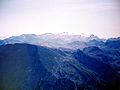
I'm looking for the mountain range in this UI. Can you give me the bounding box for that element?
[0,33,105,49]
[0,33,120,90]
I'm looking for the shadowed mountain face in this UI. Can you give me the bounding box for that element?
[0,44,56,90]
[0,43,120,90]
[0,34,120,90]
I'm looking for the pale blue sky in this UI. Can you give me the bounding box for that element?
[0,0,120,39]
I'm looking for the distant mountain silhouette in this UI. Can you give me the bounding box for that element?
[0,33,105,49]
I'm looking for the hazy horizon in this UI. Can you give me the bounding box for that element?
[0,32,120,40]
[0,0,120,39]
